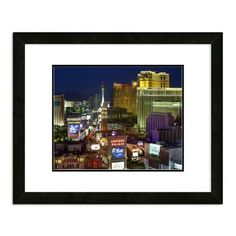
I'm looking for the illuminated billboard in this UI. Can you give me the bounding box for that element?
[111,161,125,170]
[112,147,125,158]
[67,117,80,123]
[132,152,139,157]
[111,139,125,147]
[67,123,80,140]
[69,124,80,134]
[149,143,161,156]
[90,144,101,151]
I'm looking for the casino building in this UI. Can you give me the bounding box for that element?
[113,81,137,115]
[137,71,182,130]
[54,94,65,126]
[146,112,182,144]
[138,71,170,88]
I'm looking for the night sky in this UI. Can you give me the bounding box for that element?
[54,65,183,101]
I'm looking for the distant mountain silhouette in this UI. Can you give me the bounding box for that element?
[55,91,93,101]
[55,89,113,101]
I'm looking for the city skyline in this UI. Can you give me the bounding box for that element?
[53,65,183,171]
[54,65,182,100]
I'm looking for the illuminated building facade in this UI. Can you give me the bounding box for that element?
[88,96,94,110]
[100,107,108,131]
[64,100,74,108]
[137,88,182,130]
[54,94,65,126]
[138,71,170,88]
[146,113,181,143]
[113,81,137,115]
[146,112,174,131]
[151,127,182,144]
[152,101,181,123]
[137,71,182,130]
[107,107,132,120]
[160,147,182,170]
[94,93,101,110]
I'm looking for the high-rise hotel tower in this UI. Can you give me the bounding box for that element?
[113,81,137,115]
[137,71,182,130]
[54,94,65,126]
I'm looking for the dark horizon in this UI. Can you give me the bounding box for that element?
[54,65,183,101]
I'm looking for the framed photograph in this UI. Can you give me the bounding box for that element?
[52,64,183,171]
[13,32,223,204]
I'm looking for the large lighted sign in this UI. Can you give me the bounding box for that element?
[91,144,101,151]
[111,139,125,146]
[149,143,161,156]
[111,161,125,170]
[112,147,125,158]
[55,157,80,169]
[67,117,80,123]
[132,152,139,157]
[69,124,80,134]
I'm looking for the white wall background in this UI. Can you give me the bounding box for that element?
[0,1,233,236]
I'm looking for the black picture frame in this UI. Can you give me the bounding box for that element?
[13,32,223,204]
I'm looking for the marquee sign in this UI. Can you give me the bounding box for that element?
[111,139,125,147]
[108,135,128,169]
